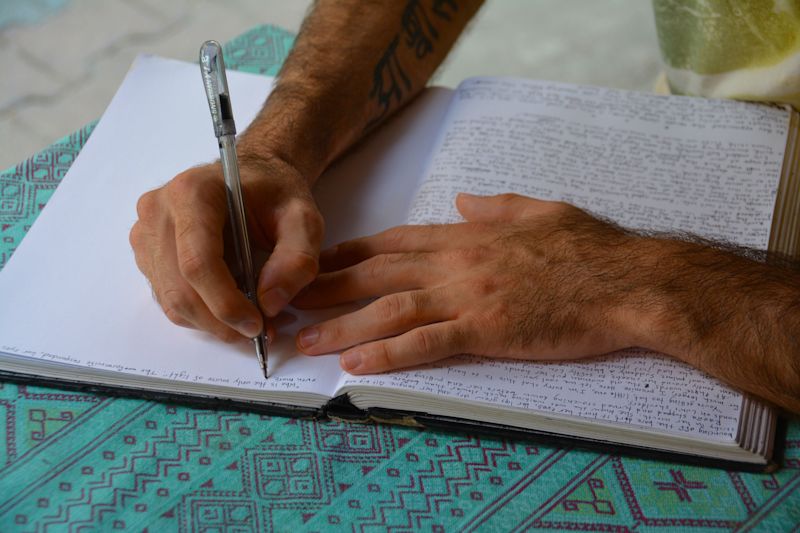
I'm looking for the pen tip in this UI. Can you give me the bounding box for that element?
[253,335,269,379]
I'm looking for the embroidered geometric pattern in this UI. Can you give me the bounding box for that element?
[0,24,798,531]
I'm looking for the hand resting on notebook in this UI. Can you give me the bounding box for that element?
[293,192,800,415]
[293,192,640,369]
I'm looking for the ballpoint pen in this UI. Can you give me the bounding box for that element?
[199,40,269,378]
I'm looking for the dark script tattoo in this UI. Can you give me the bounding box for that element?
[432,0,458,20]
[368,36,412,127]
[402,0,455,58]
[367,0,459,129]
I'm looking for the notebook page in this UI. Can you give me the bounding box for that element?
[338,77,789,440]
[0,56,346,398]
[0,56,456,403]
[340,351,742,440]
[410,77,788,243]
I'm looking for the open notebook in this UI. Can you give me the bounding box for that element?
[1,55,797,470]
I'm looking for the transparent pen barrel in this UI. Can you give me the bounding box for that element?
[219,135,258,303]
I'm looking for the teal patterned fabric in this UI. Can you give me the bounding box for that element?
[1,24,799,532]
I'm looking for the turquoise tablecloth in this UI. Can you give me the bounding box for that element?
[1,25,798,532]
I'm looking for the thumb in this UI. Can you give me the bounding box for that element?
[456,193,542,223]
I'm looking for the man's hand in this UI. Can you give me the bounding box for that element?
[293,193,649,373]
[130,156,324,342]
[294,192,800,414]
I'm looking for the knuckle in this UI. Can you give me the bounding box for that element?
[128,223,143,249]
[286,250,319,283]
[164,308,190,327]
[407,290,429,316]
[447,323,469,353]
[136,190,158,219]
[164,307,191,328]
[177,250,210,283]
[159,288,184,310]
[167,172,196,200]
[490,302,514,329]
[304,204,325,230]
[292,199,319,219]
[160,290,191,326]
[364,255,390,279]
[468,275,498,297]
[370,342,394,372]
[174,217,208,246]
[376,294,405,323]
[448,247,485,268]
[475,304,516,346]
[498,193,521,205]
[464,313,489,341]
[411,328,436,355]
[320,322,341,344]
[467,222,490,235]
[381,226,407,249]
[289,199,325,236]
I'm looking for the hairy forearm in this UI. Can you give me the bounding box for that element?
[629,238,800,414]
[238,0,484,182]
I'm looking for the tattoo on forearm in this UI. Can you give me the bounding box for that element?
[368,36,412,127]
[432,0,458,20]
[367,0,460,129]
[402,0,447,58]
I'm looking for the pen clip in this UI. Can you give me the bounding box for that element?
[199,40,236,139]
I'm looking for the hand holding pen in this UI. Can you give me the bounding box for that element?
[129,45,325,367]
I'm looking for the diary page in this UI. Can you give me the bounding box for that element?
[0,56,456,405]
[410,77,788,245]
[339,77,790,440]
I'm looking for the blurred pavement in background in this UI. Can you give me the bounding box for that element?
[1,0,662,169]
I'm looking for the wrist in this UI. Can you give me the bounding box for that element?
[608,237,699,365]
[236,129,322,189]
[235,148,306,185]
[237,80,360,185]
[233,150,314,202]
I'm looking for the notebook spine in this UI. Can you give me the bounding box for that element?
[769,107,800,259]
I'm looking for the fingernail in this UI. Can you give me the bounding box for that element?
[298,327,319,349]
[237,320,261,338]
[262,287,290,317]
[341,350,362,371]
